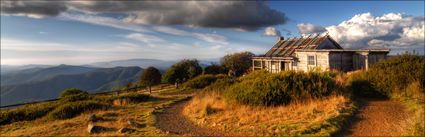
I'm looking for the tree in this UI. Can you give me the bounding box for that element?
[221,51,254,77]
[140,67,161,93]
[162,59,202,89]
[204,64,227,75]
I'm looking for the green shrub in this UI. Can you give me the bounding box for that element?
[367,54,425,96]
[346,71,382,97]
[59,88,88,98]
[60,93,91,102]
[111,93,150,103]
[344,55,425,98]
[47,101,107,120]
[204,76,235,92]
[183,74,222,89]
[224,71,335,106]
[0,102,58,125]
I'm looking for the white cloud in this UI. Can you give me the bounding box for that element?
[0,38,148,65]
[153,26,228,45]
[58,12,150,32]
[125,33,164,44]
[193,33,228,45]
[1,37,263,65]
[263,27,281,37]
[324,12,424,50]
[297,12,424,54]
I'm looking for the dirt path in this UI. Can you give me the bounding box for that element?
[339,97,411,136]
[155,100,242,136]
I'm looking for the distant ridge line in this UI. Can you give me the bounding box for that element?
[0,86,146,109]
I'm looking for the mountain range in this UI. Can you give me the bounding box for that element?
[0,58,218,106]
[1,65,143,107]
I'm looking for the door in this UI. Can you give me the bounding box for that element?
[285,62,290,70]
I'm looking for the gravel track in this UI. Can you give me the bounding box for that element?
[155,100,243,136]
[339,97,410,136]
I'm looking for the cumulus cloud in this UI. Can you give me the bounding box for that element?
[1,1,287,31]
[263,27,281,36]
[297,23,326,34]
[298,13,424,53]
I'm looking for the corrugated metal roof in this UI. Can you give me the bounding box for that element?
[263,33,341,57]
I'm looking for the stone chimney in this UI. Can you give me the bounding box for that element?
[277,36,284,41]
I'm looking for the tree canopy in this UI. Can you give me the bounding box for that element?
[221,51,254,76]
[140,66,161,93]
[162,59,202,84]
[59,88,88,98]
[203,64,227,75]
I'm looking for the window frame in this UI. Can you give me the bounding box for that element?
[307,55,315,65]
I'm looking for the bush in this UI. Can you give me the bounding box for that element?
[367,54,425,96]
[183,74,230,89]
[204,64,227,75]
[346,55,425,98]
[59,88,88,98]
[224,71,335,106]
[111,93,150,103]
[345,71,381,97]
[204,75,235,91]
[183,74,219,89]
[60,93,91,102]
[47,101,107,120]
[0,102,58,125]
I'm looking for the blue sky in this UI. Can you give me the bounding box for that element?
[1,1,424,65]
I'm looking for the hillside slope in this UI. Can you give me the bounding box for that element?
[0,66,143,106]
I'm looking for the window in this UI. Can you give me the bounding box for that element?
[308,55,315,65]
[292,61,297,66]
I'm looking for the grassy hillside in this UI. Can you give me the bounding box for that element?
[0,85,190,136]
[182,71,355,136]
[1,55,421,136]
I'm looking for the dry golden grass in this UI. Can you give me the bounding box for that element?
[0,85,191,136]
[183,91,352,136]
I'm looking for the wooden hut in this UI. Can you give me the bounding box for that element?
[252,34,390,72]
